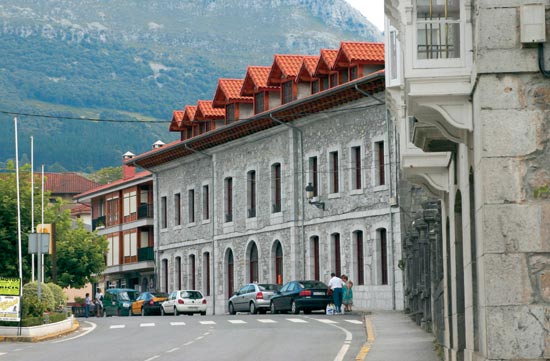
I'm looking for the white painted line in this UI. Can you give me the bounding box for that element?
[140,323,155,327]
[183,341,194,346]
[257,319,277,323]
[0,353,6,356]
[315,319,338,324]
[200,321,216,325]
[13,349,23,352]
[203,332,210,336]
[170,322,186,326]
[110,325,125,329]
[196,336,204,340]
[166,348,179,353]
[53,321,96,343]
[228,320,247,324]
[144,356,159,361]
[344,319,363,325]
[286,318,308,323]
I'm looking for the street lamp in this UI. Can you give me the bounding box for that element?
[305,183,325,210]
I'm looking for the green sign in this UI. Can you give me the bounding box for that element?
[0,277,20,296]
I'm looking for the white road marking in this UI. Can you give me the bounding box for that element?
[196,336,204,340]
[315,319,338,324]
[199,321,216,325]
[13,349,23,352]
[228,320,246,324]
[344,319,363,324]
[170,322,186,326]
[110,325,125,329]
[0,353,6,356]
[140,323,155,327]
[53,321,96,343]
[166,348,179,353]
[183,341,194,346]
[144,356,159,361]
[286,318,308,323]
[257,319,277,323]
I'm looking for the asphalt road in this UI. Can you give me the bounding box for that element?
[0,312,368,361]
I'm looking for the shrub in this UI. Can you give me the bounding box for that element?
[47,283,67,311]
[22,282,55,317]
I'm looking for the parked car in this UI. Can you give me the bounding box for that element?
[161,290,207,316]
[130,292,169,316]
[102,288,140,317]
[269,280,331,314]
[228,283,281,315]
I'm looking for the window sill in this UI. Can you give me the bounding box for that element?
[173,225,183,230]
[186,222,196,228]
[328,193,341,199]
[202,219,211,225]
[373,184,388,192]
[349,189,363,196]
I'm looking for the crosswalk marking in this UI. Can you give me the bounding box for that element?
[345,320,363,325]
[0,353,6,356]
[140,323,155,327]
[110,325,125,329]
[257,319,277,323]
[200,321,216,325]
[170,322,186,326]
[287,318,308,323]
[228,320,247,324]
[315,319,338,324]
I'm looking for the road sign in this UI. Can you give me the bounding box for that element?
[0,277,20,296]
[28,233,50,254]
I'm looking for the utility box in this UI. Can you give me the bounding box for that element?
[520,3,546,44]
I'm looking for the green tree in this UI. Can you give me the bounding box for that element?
[89,166,122,184]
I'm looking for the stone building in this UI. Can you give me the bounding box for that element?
[128,42,407,314]
[385,1,550,360]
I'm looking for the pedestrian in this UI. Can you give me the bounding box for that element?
[95,288,104,317]
[343,279,353,313]
[84,293,91,318]
[328,272,344,314]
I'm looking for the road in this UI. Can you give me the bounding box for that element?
[0,312,368,361]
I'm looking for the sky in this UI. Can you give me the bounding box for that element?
[345,0,384,32]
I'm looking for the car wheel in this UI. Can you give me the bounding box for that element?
[200,311,206,316]
[270,302,278,314]
[291,301,299,314]
[249,302,257,315]
[174,306,179,316]
[228,302,236,315]
[141,307,146,316]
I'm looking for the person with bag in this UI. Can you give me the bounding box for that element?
[328,272,344,314]
[342,278,354,313]
[95,288,104,317]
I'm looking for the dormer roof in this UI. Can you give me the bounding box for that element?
[241,66,279,96]
[296,56,320,82]
[183,105,197,122]
[195,100,225,121]
[314,49,338,76]
[267,55,306,86]
[334,41,385,69]
[212,79,253,108]
[169,110,185,131]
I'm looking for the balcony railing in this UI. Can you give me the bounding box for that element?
[92,216,106,231]
[138,203,154,219]
[138,246,154,262]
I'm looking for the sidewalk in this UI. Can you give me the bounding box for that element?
[361,311,440,361]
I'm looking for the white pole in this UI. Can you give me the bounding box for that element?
[31,136,35,282]
[14,117,23,284]
[41,164,45,283]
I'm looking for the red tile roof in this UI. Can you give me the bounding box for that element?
[241,66,279,96]
[41,173,100,195]
[314,49,338,75]
[195,100,225,120]
[74,171,152,200]
[212,79,253,108]
[297,56,320,82]
[71,203,91,216]
[268,55,306,85]
[183,106,197,122]
[334,41,385,68]
[169,110,185,131]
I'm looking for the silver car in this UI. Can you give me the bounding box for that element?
[228,283,281,314]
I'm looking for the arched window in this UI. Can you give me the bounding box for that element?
[377,228,388,285]
[354,231,364,285]
[162,259,168,293]
[273,241,283,284]
[203,252,210,296]
[189,254,196,290]
[249,242,259,283]
[331,233,341,276]
[227,249,234,299]
[175,256,181,290]
[310,236,320,280]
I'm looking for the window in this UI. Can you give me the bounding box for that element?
[282,81,293,104]
[188,189,195,223]
[375,141,386,186]
[162,259,168,292]
[329,151,339,194]
[350,66,359,80]
[161,196,167,229]
[311,236,320,281]
[378,228,388,285]
[226,103,235,123]
[332,233,341,276]
[387,27,401,84]
[227,249,234,299]
[175,256,181,290]
[202,185,210,220]
[330,73,338,88]
[174,193,181,226]
[123,191,137,217]
[123,232,137,259]
[189,254,196,290]
[416,0,460,59]
[224,177,233,222]
[203,252,211,296]
[249,243,258,283]
[107,234,119,266]
[106,195,119,226]
[271,163,281,213]
[311,80,320,94]
[274,241,283,284]
[355,231,365,285]
[351,146,362,190]
[308,156,318,197]
[321,77,329,91]
[247,170,256,218]
[339,70,348,84]
[254,93,264,114]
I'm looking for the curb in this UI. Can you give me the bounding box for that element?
[0,318,80,343]
[355,314,375,360]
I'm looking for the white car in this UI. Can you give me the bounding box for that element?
[161,290,207,316]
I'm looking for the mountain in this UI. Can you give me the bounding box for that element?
[0,0,382,172]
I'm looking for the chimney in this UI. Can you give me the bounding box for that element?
[152,140,165,149]
[122,151,136,179]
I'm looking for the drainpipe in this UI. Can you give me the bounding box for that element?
[354,84,385,105]
[153,172,160,293]
[269,114,307,280]
[184,143,216,315]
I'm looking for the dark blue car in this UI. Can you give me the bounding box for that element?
[269,280,331,314]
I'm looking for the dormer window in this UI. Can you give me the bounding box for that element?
[350,66,359,80]
[339,70,348,84]
[321,77,329,91]
[311,80,320,94]
[282,81,293,104]
[254,93,264,114]
[226,104,235,123]
[416,0,460,60]
[330,73,338,88]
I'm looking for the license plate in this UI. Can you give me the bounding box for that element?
[189,307,198,310]
[313,292,325,296]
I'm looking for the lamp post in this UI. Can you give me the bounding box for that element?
[305,183,325,210]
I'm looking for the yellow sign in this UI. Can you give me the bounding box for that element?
[0,277,20,296]
[37,223,53,254]
[0,296,20,321]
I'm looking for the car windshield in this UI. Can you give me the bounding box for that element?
[258,284,280,291]
[118,292,131,301]
[152,293,168,298]
[298,281,328,289]
[181,291,203,299]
